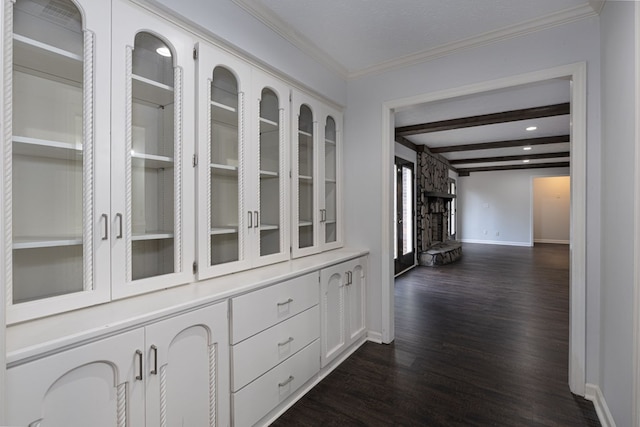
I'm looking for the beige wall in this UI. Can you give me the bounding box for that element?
[533,176,570,244]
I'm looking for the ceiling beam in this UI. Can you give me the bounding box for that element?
[395,136,418,152]
[457,161,570,176]
[395,103,570,136]
[429,134,569,153]
[449,151,570,165]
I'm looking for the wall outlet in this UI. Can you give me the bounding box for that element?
[495,231,500,236]
[483,229,488,235]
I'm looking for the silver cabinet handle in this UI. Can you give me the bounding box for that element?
[116,213,123,239]
[277,298,294,307]
[150,345,158,375]
[248,211,253,229]
[254,211,259,228]
[322,209,327,223]
[345,271,352,286]
[278,337,294,347]
[278,375,294,387]
[135,349,143,380]
[101,214,108,240]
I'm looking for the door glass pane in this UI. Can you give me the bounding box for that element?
[298,104,314,249]
[394,165,398,260]
[402,166,413,255]
[260,89,281,256]
[12,0,85,303]
[130,32,175,280]
[209,66,240,265]
[324,116,337,244]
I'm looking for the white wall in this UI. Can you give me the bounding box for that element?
[457,168,569,246]
[345,16,602,385]
[533,176,570,244]
[599,2,636,425]
[147,0,347,105]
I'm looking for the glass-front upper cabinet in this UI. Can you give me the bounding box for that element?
[292,91,344,258]
[195,43,289,280]
[252,69,289,268]
[111,0,195,298]
[196,42,251,278]
[291,91,318,257]
[320,109,343,250]
[4,0,111,322]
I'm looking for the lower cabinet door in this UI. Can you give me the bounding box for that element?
[320,262,347,367]
[6,329,146,427]
[232,340,320,427]
[144,302,230,427]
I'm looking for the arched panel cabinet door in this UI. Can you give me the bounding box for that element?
[320,256,367,368]
[6,329,146,427]
[110,0,195,298]
[144,302,230,427]
[4,0,111,323]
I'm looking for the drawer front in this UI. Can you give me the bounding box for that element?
[232,305,319,392]
[232,339,320,427]
[231,272,319,344]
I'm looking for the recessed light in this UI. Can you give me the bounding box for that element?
[156,46,172,57]
[523,159,530,163]
[526,126,537,131]
[523,146,532,151]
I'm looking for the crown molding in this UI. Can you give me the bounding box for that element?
[231,0,349,78]
[349,3,600,79]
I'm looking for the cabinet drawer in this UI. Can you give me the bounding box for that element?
[232,305,319,392]
[232,340,320,427]
[231,272,319,344]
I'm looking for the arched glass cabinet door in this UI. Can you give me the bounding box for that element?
[6,0,110,321]
[258,88,283,258]
[208,65,243,267]
[126,32,178,281]
[297,104,315,249]
[323,116,338,245]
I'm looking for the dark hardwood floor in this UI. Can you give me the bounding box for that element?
[272,243,600,426]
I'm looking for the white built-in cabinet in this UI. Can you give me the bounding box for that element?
[196,42,289,279]
[6,302,230,427]
[320,256,367,367]
[292,91,343,258]
[110,0,195,298]
[5,0,112,322]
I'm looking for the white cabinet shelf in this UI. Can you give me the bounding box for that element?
[131,152,174,168]
[131,232,174,241]
[211,226,239,235]
[132,73,174,106]
[13,136,82,160]
[13,237,83,250]
[210,163,238,175]
[260,170,278,178]
[13,33,83,84]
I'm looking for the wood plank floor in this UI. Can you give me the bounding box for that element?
[272,243,601,426]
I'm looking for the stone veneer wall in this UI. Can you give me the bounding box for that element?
[418,151,451,252]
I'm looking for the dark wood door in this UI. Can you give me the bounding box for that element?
[394,157,415,275]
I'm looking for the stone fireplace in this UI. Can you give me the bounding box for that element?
[417,150,462,266]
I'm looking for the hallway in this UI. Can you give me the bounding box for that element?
[273,243,600,426]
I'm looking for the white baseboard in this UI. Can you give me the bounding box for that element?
[367,331,383,344]
[585,383,616,427]
[460,239,532,247]
[534,238,570,244]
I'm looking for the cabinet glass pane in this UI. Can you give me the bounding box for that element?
[324,116,337,244]
[210,66,240,265]
[259,89,281,256]
[298,105,314,249]
[11,0,85,303]
[130,32,175,280]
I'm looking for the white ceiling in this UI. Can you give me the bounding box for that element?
[232,0,595,173]
[233,0,600,78]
